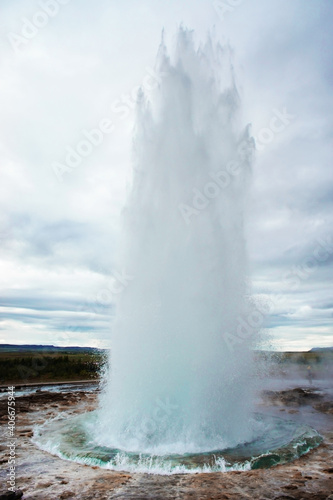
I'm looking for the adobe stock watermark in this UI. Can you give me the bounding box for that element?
[223,235,333,352]
[52,67,166,182]
[253,108,296,151]
[7,0,71,54]
[178,156,248,225]
[94,270,134,306]
[213,0,245,21]
[6,386,17,494]
[223,303,269,353]
[178,130,254,225]
[137,396,178,442]
[178,106,295,225]
[110,67,167,121]
[281,235,333,290]
[55,269,133,344]
[52,118,114,182]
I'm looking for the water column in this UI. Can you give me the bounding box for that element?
[96,27,257,454]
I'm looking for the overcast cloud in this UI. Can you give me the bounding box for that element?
[0,0,332,350]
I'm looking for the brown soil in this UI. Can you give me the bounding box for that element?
[0,386,332,499]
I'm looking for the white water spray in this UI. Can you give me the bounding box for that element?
[96,28,257,454]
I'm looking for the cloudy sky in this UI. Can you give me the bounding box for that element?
[0,0,332,350]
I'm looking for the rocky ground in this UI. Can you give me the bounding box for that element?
[0,384,332,500]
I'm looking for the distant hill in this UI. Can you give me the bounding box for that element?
[310,346,333,352]
[0,344,107,353]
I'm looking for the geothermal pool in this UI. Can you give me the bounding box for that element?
[33,411,322,474]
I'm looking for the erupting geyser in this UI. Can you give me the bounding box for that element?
[33,28,323,474]
[96,27,257,453]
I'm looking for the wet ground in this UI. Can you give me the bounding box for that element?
[0,378,332,499]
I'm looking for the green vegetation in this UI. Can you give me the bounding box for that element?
[0,349,108,385]
[0,345,331,385]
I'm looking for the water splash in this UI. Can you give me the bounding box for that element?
[33,411,322,474]
[96,27,257,454]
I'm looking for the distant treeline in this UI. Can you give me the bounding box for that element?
[268,351,333,364]
[0,351,107,384]
[0,344,106,353]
